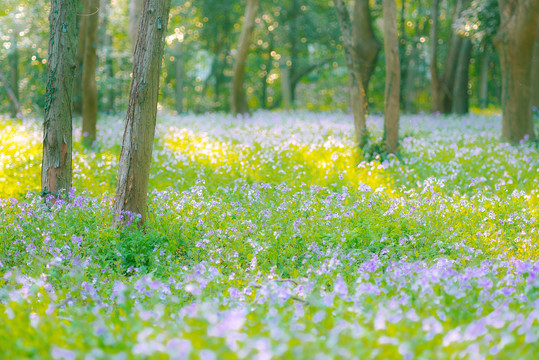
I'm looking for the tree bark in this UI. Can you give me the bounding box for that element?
[82,0,99,146]
[113,0,171,227]
[452,39,473,114]
[8,33,20,118]
[479,42,490,109]
[383,0,401,154]
[73,0,89,115]
[42,0,77,197]
[335,0,368,147]
[353,0,381,94]
[129,0,144,52]
[494,0,539,143]
[230,0,259,116]
[174,41,184,114]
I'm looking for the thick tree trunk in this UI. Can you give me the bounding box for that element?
[353,0,381,95]
[73,0,89,115]
[452,39,473,114]
[494,0,539,143]
[383,0,401,154]
[335,0,367,147]
[174,42,184,114]
[113,0,171,227]
[532,36,539,110]
[82,0,99,146]
[8,33,20,118]
[479,43,490,109]
[230,0,259,116]
[42,0,77,196]
[129,0,143,52]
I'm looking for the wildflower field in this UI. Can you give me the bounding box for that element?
[2,111,539,359]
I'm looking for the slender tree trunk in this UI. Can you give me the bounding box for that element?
[113,0,171,227]
[42,0,77,197]
[8,33,20,118]
[452,39,472,114]
[288,0,300,105]
[431,0,470,113]
[0,69,22,117]
[479,42,490,109]
[174,41,184,114]
[82,0,99,146]
[494,0,539,143]
[280,55,292,110]
[129,0,143,52]
[335,0,367,146]
[399,0,407,109]
[100,0,115,113]
[230,0,259,116]
[430,0,443,112]
[353,0,381,95]
[383,0,401,154]
[532,36,539,110]
[260,36,274,109]
[73,0,89,115]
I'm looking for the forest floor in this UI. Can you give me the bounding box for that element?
[1,111,539,358]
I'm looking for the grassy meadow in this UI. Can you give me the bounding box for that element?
[1,111,539,359]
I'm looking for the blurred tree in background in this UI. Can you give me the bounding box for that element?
[0,0,536,118]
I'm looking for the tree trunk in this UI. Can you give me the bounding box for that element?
[82,0,99,146]
[8,33,20,118]
[73,0,89,115]
[42,0,77,197]
[452,38,472,114]
[0,69,22,117]
[230,0,259,116]
[399,0,407,110]
[100,0,115,113]
[383,0,401,154]
[174,41,184,114]
[430,0,470,113]
[494,0,539,143]
[335,0,368,147]
[353,0,381,95]
[113,0,171,227]
[479,42,490,109]
[532,36,539,110]
[288,0,300,106]
[129,0,144,52]
[430,0,443,112]
[280,55,292,110]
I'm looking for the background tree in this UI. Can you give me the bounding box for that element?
[335,0,367,147]
[383,0,400,154]
[494,0,539,142]
[230,0,259,116]
[73,0,89,115]
[41,0,77,196]
[353,0,381,96]
[113,0,171,226]
[82,0,100,146]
